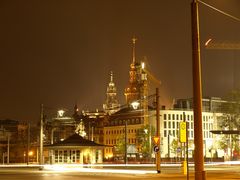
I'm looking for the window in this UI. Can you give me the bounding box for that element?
[172,114,175,120]
[164,130,167,137]
[168,114,171,120]
[176,114,179,120]
[64,150,67,163]
[59,150,63,163]
[164,114,167,120]
[168,121,171,128]
[55,150,58,163]
[164,122,167,128]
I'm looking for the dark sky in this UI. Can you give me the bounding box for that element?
[0,0,239,123]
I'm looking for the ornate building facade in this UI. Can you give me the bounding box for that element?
[103,72,120,115]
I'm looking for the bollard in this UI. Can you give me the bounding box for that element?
[182,160,187,175]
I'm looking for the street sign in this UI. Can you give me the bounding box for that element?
[153,145,160,153]
[179,122,186,143]
[153,136,160,144]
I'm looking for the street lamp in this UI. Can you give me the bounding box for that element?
[39,104,44,170]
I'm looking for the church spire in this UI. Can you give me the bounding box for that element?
[132,37,137,64]
[103,71,120,114]
[110,71,113,82]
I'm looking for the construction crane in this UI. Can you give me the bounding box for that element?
[205,38,240,90]
[205,38,240,50]
[141,57,161,87]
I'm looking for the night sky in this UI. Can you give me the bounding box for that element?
[0,0,239,123]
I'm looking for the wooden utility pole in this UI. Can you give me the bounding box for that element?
[191,0,205,179]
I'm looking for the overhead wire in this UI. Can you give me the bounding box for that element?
[198,0,240,23]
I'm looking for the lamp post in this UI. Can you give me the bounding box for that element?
[27,122,30,165]
[7,132,10,164]
[156,88,161,173]
[39,104,44,169]
[125,119,128,164]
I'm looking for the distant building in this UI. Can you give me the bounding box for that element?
[173,97,227,112]
[0,119,29,163]
[103,71,120,115]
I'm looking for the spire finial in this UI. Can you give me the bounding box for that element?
[110,71,113,82]
[132,36,137,64]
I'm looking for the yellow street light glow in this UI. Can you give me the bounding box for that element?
[141,62,145,69]
[28,151,33,156]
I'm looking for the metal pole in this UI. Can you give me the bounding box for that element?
[125,120,128,164]
[183,112,189,180]
[91,126,94,141]
[156,88,161,173]
[39,104,44,169]
[149,124,152,162]
[168,134,170,158]
[191,0,205,179]
[27,123,30,165]
[7,133,9,164]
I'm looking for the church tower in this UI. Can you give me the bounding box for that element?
[124,38,149,125]
[103,71,120,115]
[124,37,142,105]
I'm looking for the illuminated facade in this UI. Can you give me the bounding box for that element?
[103,108,144,160]
[160,109,219,158]
[124,38,143,105]
[46,133,104,164]
[103,71,120,115]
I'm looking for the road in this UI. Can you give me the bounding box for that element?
[0,165,240,180]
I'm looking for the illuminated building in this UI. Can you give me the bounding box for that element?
[103,38,152,160]
[124,37,143,106]
[46,133,104,164]
[103,71,120,115]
